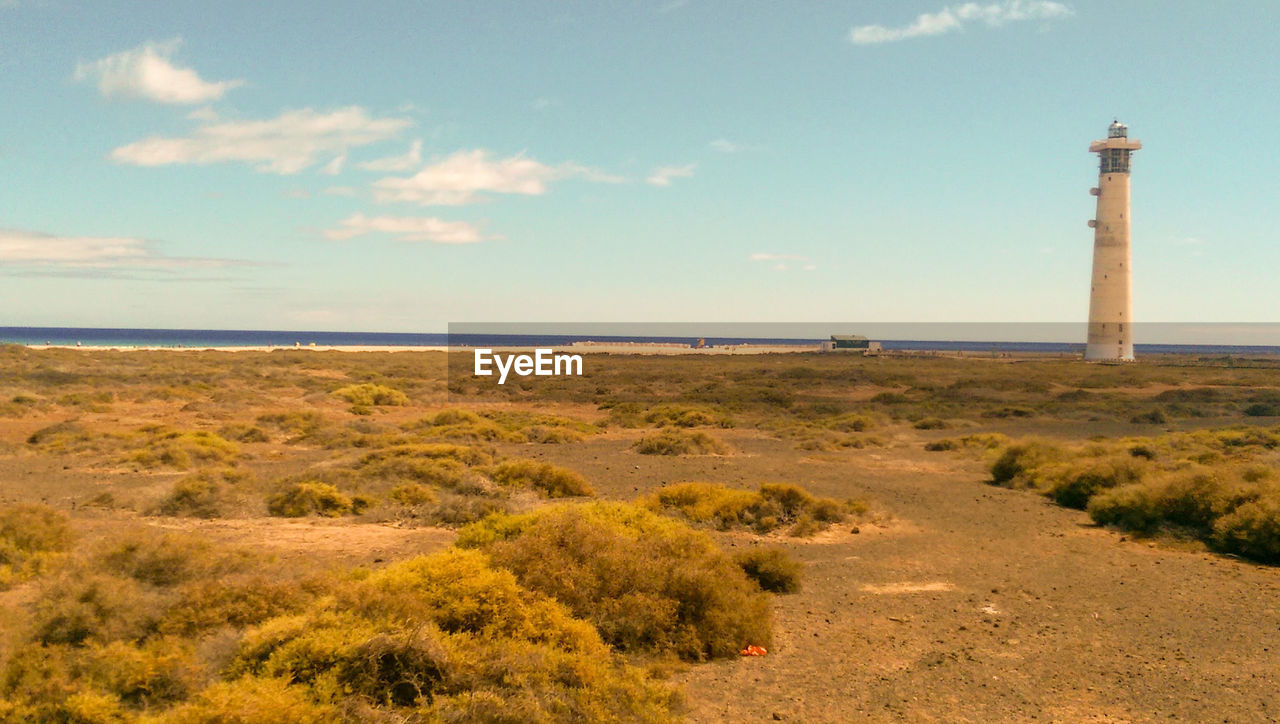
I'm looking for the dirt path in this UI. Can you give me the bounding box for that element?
[670,446,1280,723]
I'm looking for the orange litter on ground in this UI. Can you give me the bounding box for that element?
[740,645,767,656]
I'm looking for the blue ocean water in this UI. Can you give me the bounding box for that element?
[2,327,1279,356]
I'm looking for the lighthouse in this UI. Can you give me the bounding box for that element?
[1085,120,1141,361]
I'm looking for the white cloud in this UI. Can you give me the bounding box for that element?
[319,153,346,176]
[709,138,740,153]
[373,149,619,206]
[646,163,696,187]
[850,0,1072,44]
[283,188,310,199]
[323,186,358,197]
[74,38,243,104]
[357,140,422,172]
[110,106,412,174]
[0,228,241,271]
[323,213,487,244]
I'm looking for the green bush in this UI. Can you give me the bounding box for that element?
[733,547,803,593]
[489,459,594,497]
[633,429,732,456]
[0,503,73,589]
[267,482,359,518]
[458,502,772,660]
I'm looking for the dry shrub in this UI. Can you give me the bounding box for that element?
[256,410,328,442]
[913,417,949,430]
[489,459,594,497]
[159,577,314,637]
[641,404,733,428]
[404,409,518,442]
[633,429,732,456]
[645,482,860,536]
[733,547,803,593]
[1039,455,1147,509]
[267,482,361,518]
[30,571,165,646]
[457,502,772,660]
[1213,496,1280,563]
[150,469,250,519]
[217,423,270,443]
[355,444,493,493]
[154,676,335,723]
[0,503,73,589]
[97,529,254,588]
[125,427,239,470]
[990,439,1065,486]
[226,549,676,721]
[388,483,437,506]
[25,419,96,452]
[332,383,408,407]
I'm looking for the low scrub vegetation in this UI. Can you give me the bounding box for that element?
[458,502,773,660]
[733,547,803,593]
[489,459,594,497]
[124,427,240,470]
[644,482,864,536]
[332,382,409,408]
[0,521,678,722]
[150,469,252,518]
[0,504,73,589]
[983,426,1280,563]
[633,429,732,456]
[267,481,367,518]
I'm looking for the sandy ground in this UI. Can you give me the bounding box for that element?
[3,377,1279,722]
[516,434,1280,724]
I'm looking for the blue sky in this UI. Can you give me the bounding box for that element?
[1,1,1276,332]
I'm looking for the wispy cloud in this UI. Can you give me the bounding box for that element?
[646,163,696,187]
[110,106,412,174]
[749,252,816,272]
[709,138,740,153]
[323,186,358,197]
[0,228,247,276]
[74,38,243,104]
[323,213,487,244]
[372,149,621,206]
[850,0,1072,45]
[357,139,422,172]
[319,153,346,176]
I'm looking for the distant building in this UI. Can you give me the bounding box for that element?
[823,335,883,354]
[1085,119,1141,362]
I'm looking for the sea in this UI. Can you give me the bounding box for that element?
[2,327,1279,356]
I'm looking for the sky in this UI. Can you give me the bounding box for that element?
[1,1,1277,333]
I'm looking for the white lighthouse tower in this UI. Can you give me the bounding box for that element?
[1085,120,1141,361]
